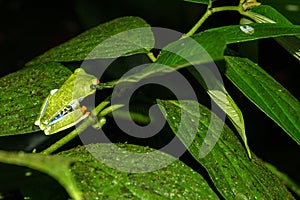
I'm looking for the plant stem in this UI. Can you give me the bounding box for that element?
[96,81,117,90]
[100,104,124,117]
[185,9,212,37]
[185,0,256,37]
[239,0,245,7]
[147,52,157,62]
[212,6,241,13]
[93,96,111,116]
[185,5,243,37]
[40,117,94,154]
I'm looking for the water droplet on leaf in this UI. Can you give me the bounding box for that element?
[240,25,254,35]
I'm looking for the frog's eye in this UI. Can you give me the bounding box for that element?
[90,84,97,90]
[90,80,100,90]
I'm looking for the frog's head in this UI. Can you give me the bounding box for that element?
[72,68,100,100]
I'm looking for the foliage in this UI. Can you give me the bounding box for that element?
[0,0,299,199]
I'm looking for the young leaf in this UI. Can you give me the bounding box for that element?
[0,150,81,200]
[58,143,219,199]
[224,56,300,145]
[157,99,295,199]
[250,5,293,25]
[0,63,72,136]
[26,16,154,65]
[188,67,251,158]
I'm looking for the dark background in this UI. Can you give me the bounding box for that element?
[0,0,299,186]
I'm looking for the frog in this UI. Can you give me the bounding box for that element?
[34,68,99,135]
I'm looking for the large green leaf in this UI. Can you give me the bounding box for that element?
[0,63,72,136]
[154,23,300,69]
[157,99,295,199]
[0,150,81,200]
[201,23,300,45]
[26,16,154,65]
[58,143,219,199]
[224,56,300,145]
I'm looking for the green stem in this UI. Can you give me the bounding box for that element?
[212,6,241,13]
[93,96,111,116]
[100,104,124,117]
[96,81,117,90]
[112,110,151,125]
[40,117,94,154]
[185,5,243,37]
[147,52,157,62]
[185,9,212,37]
[239,0,245,7]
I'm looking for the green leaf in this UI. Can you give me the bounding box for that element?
[201,23,300,44]
[188,66,251,158]
[249,5,300,60]
[0,63,72,136]
[26,16,154,66]
[264,162,300,197]
[157,99,295,199]
[0,150,81,200]
[106,30,226,88]
[157,23,300,68]
[58,143,219,199]
[224,56,300,145]
[102,23,300,89]
[250,5,293,25]
[274,36,300,61]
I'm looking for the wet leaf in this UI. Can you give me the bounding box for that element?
[58,143,219,199]
[157,99,295,199]
[224,56,300,145]
[0,63,72,136]
[26,16,154,65]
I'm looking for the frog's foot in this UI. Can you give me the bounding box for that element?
[80,105,90,121]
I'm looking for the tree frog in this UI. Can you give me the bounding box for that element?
[34,68,99,135]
